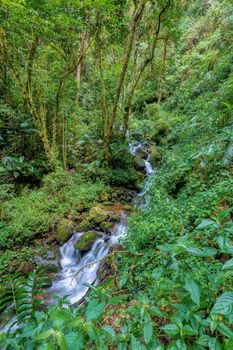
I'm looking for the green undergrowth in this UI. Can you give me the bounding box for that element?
[0,170,107,273]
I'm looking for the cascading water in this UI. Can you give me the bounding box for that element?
[0,140,154,334]
[48,217,127,305]
[47,141,153,304]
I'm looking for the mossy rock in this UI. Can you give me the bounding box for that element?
[75,216,94,231]
[100,192,111,201]
[75,231,101,251]
[100,221,115,233]
[111,213,121,221]
[149,148,162,166]
[89,205,108,224]
[133,156,145,171]
[56,218,76,244]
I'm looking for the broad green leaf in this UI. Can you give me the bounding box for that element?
[35,329,54,341]
[102,325,116,338]
[208,337,222,350]
[217,322,233,337]
[225,336,233,350]
[65,331,83,350]
[56,332,68,350]
[196,219,218,230]
[150,306,164,318]
[143,323,153,344]
[184,279,200,306]
[197,334,211,346]
[183,325,197,336]
[119,274,128,288]
[211,292,233,315]
[86,300,105,321]
[130,335,147,350]
[222,258,233,270]
[161,323,180,336]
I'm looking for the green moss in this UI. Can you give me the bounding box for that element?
[89,205,108,224]
[75,231,101,251]
[56,218,75,244]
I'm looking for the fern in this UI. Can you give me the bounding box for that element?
[0,270,46,332]
[222,135,233,166]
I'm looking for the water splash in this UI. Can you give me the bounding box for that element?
[48,217,127,305]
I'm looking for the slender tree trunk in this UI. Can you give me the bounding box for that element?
[123,0,171,134]
[104,0,147,162]
[157,37,168,104]
[76,31,89,102]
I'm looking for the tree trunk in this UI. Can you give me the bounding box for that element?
[122,0,171,134]
[157,37,168,104]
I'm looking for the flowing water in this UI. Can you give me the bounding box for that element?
[48,219,127,305]
[47,141,153,304]
[0,141,154,333]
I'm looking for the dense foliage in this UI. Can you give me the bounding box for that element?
[0,0,233,349]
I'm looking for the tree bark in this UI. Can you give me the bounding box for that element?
[123,0,171,134]
[157,37,168,104]
[104,0,147,162]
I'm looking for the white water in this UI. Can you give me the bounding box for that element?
[48,141,153,304]
[48,219,127,305]
[0,140,154,334]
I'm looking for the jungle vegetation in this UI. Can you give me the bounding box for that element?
[0,0,233,349]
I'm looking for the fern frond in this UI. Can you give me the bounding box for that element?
[222,135,233,166]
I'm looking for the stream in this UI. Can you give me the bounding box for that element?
[47,140,154,305]
[0,140,154,333]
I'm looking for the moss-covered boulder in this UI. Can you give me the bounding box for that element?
[89,205,108,224]
[111,213,121,222]
[56,218,76,244]
[75,216,94,231]
[100,221,114,233]
[133,156,145,171]
[149,146,162,166]
[75,231,101,251]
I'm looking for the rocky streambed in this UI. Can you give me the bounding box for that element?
[0,140,156,332]
[39,140,155,305]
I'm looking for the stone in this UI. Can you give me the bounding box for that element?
[149,147,162,166]
[111,213,121,222]
[133,156,145,171]
[17,261,35,273]
[75,231,101,251]
[89,205,108,224]
[100,221,115,233]
[56,218,76,244]
[75,216,94,231]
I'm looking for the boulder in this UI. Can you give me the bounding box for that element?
[75,216,94,231]
[111,213,121,222]
[133,156,145,171]
[89,205,108,224]
[149,147,162,166]
[100,221,115,233]
[75,231,101,251]
[135,146,148,159]
[56,218,76,244]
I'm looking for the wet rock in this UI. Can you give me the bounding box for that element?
[56,218,76,244]
[75,231,102,251]
[111,213,121,221]
[135,146,148,159]
[100,221,115,233]
[89,205,108,224]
